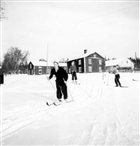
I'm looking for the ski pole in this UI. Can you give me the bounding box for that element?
[68,89,74,101]
[46,77,56,90]
[67,86,74,101]
[107,72,110,86]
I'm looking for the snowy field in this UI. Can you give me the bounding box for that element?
[0,72,139,145]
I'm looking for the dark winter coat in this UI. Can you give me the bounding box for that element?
[49,67,68,85]
[70,65,77,73]
[0,68,4,84]
[0,68,3,75]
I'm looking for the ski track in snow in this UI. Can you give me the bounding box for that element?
[1,75,103,141]
[1,73,139,145]
[64,84,139,145]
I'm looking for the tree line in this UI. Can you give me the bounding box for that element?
[129,57,140,69]
[1,46,140,75]
[2,47,29,74]
[0,0,6,21]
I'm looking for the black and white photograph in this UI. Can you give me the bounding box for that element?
[0,0,139,145]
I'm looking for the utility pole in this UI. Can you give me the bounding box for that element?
[46,42,48,74]
[135,52,137,68]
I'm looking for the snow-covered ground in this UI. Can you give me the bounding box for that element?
[0,72,139,145]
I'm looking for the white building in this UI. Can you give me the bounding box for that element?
[105,58,134,72]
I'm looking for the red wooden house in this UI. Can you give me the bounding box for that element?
[28,61,67,75]
[67,50,105,73]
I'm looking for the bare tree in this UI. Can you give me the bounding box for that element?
[0,0,6,21]
[2,47,29,74]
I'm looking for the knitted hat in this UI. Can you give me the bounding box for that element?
[53,60,59,64]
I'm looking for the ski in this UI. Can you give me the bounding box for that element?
[46,101,61,106]
[114,85,128,88]
[53,102,61,106]
[46,101,54,106]
[106,85,128,88]
[46,100,74,106]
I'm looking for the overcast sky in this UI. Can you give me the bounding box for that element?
[1,0,139,62]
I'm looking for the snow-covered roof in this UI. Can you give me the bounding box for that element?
[68,52,104,62]
[29,61,67,67]
[68,52,95,62]
[106,59,124,66]
[105,58,134,68]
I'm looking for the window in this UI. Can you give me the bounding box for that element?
[93,54,96,58]
[78,60,81,65]
[88,66,92,72]
[38,66,42,74]
[47,66,51,74]
[29,64,32,69]
[29,63,33,69]
[69,68,71,73]
[88,58,92,64]
[79,67,81,72]
[38,69,42,74]
[99,66,102,72]
[99,60,102,65]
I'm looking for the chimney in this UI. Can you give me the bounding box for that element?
[84,49,87,54]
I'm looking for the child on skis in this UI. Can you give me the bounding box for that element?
[70,61,78,84]
[113,65,122,87]
[47,61,68,102]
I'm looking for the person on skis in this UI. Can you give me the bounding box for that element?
[47,61,68,102]
[70,61,78,84]
[113,65,122,87]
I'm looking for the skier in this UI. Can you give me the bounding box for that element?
[0,65,4,85]
[113,65,122,87]
[70,61,78,84]
[47,61,68,102]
